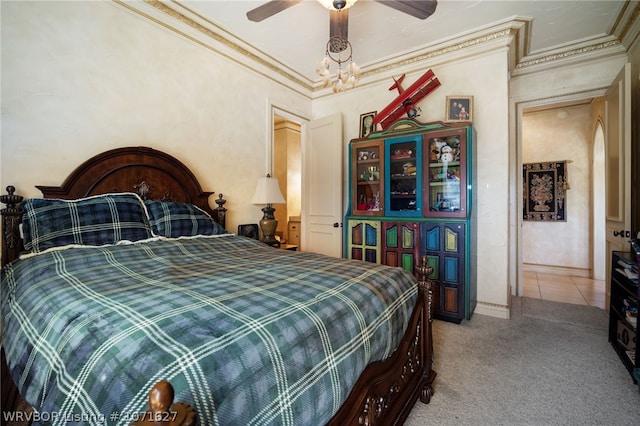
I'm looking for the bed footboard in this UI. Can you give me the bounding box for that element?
[135,257,436,426]
[326,255,436,425]
[1,254,435,426]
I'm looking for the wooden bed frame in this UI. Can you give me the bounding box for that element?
[0,146,436,425]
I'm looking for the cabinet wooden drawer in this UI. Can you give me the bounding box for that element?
[288,221,301,245]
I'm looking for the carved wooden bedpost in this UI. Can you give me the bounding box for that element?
[1,186,26,422]
[213,193,227,229]
[416,254,435,404]
[0,186,24,267]
[131,381,196,426]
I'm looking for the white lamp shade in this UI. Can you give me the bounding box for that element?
[250,176,286,205]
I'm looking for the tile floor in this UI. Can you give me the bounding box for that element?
[523,271,606,309]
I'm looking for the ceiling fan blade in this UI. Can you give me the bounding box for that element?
[246,0,302,22]
[329,9,349,40]
[374,0,438,20]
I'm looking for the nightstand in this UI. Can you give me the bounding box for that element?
[280,244,298,251]
[288,218,300,246]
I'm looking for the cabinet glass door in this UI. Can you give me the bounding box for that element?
[424,128,467,218]
[385,135,422,217]
[352,140,384,216]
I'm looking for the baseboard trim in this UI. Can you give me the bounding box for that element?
[474,301,510,319]
[523,263,591,278]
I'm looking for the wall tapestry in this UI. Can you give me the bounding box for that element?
[523,161,569,222]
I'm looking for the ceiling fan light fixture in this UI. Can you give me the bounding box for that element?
[317,0,358,11]
[248,0,438,92]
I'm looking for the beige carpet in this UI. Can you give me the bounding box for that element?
[405,297,639,425]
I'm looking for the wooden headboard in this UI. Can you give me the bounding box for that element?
[0,146,227,266]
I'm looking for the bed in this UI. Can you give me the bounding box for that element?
[1,146,435,425]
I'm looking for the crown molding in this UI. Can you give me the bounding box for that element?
[117,1,634,97]
[512,36,626,77]
[116,0,315,97]
[612,0,640,49]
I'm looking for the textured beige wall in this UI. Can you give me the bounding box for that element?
[522,105,592,270]
[0,0,514,314]
[0,1,311,236]
[1,1,632,318]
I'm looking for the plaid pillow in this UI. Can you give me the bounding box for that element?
[145,200,227,238]
[21,193,152,253]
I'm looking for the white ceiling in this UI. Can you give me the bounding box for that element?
[179,0,626,83]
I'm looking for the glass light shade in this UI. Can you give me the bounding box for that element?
[250,175,286,205]
[317,0,358,11]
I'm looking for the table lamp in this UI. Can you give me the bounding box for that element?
[250,174,286,247]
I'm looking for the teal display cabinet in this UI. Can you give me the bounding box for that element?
[345,120,476,323]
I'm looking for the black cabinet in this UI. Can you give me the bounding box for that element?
[608,251,639,383]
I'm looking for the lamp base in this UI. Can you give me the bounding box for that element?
[259,206,280,247]
[261,234,281,248]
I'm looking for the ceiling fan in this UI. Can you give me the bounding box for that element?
[247,0,438,41]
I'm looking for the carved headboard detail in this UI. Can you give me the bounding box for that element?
[1,146,227,266]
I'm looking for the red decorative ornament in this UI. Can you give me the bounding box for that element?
[373,69,441,130]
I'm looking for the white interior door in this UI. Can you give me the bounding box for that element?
[605,63,632,303]
[302,113,343,257]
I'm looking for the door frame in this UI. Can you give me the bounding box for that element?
[512,89,608,297]
[266,99,309,175]
[604,63,632,306]
[592,121,607,281]
[266,99,309,246]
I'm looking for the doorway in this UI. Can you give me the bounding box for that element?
[273,114,302,247]
[268,105,343,257]
[519,99,607,309]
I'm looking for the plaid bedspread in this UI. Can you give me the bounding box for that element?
[1,235,418,425]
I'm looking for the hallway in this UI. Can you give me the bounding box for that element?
[523,271,606,310]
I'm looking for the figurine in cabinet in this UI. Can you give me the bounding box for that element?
[403,163,416,175]
[430,138,447,162]
[441,145,454,163]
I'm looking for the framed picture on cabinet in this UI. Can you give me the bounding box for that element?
[359,111,377,138]
[446,96,473,121]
